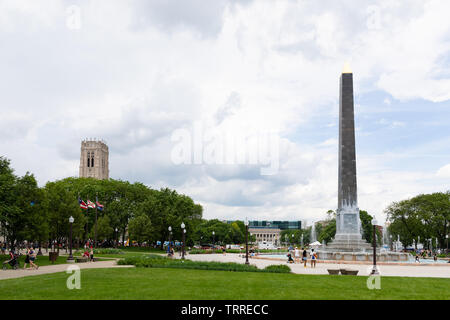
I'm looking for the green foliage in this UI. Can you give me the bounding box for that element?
[263,264,291,273]
[117,255,291,273]
[386,192,450,249]
[93,248,124,255]
[127,214,153,244]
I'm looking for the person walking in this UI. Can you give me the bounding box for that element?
[89,246,94,262]
[29,247,38,270]
[294,247,300,264]
[310,248,317,268]
[23,247,30,269]
[302,247,307,267]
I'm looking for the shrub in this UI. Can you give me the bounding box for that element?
[93,248,124,255]
[118,255,291,274]
[263,264,291,273]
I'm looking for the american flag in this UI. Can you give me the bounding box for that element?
[87,200,96,208]
[78,198,88,210]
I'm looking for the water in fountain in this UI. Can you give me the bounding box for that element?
[311,223,317,242]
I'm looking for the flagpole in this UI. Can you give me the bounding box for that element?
[95,193,98,249]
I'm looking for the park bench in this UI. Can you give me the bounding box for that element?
[327,269,340,275]
[75,257,88,263]
[340,269,358,275]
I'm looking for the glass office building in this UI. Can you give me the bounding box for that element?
[248,221,302,230]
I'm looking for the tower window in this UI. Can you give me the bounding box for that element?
[87,151,91,167]
[91,152,95,167]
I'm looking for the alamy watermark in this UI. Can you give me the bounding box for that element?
[66,5,82,30]
[66,265,81,290]
[366,266,381,290]
[171,121,280,175]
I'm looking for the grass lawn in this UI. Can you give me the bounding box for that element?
[0,267,448,300]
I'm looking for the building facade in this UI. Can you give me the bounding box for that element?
[248,221,302,246]
[79,139,109,180]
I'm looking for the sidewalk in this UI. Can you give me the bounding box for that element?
[0,259,133,281]
[182,254,450,278]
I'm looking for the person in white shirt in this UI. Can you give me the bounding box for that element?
[294,247,300,264]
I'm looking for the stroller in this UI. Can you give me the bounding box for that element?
[287,253,294,264]
[2,251,21,270]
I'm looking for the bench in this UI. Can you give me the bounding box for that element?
[75,257,88,263]
[327,269,340,275]
[344,269,359,275]
[340,269,358,275]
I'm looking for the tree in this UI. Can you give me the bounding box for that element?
[94,215,114,241]
[45,181,85,251]
[128,214,152,245]
[386,192,450,249]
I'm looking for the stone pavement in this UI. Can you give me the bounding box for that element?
[0,259,133,280]
[181,254,450,278]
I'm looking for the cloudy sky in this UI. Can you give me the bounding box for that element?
[1,0,449,225]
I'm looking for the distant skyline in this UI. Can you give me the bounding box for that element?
[0,0,449,224]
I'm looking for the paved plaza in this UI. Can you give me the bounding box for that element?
[181,253,450,278]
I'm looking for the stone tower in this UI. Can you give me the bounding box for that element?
[79,139,109,180]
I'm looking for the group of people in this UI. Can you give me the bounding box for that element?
[81,244,95,262]
[2,246,39,270]
[287,247,318,268]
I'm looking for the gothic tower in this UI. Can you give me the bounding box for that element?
[79,139,109,180]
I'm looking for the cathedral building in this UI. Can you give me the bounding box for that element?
[79,139,109,180]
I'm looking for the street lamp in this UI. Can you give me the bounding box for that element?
[168,226,172,255]
[67,216,75,262]
[446,234,449,253]
[115,228,118,248]
[390,234,393,251]
[245,217,249,265]
[212,231,215,249]
[371,218,379,275]
[182,229,186,259]
[180,222,185,259]
[291,233,294,245]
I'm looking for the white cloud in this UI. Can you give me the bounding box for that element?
[0,0,449,224]
[436,164,450,179]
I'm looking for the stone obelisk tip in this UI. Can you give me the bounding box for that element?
[342,62,352,74]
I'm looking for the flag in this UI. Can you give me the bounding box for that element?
[78,198,88,210]
[87,200,96,208]
[96,201,104,211]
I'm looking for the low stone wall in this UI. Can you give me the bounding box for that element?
[317,251,410,262]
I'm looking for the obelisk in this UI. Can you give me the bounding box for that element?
[336,62,360,236]
[325,63,371,252]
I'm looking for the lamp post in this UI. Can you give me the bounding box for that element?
[245,217,249,265]
[371,218,379,275]
[390,234,393,251]
[291,233,294,245]
[446,234,449,253]
[115,228,118,248]
[301,234,304,247]
[168,226,172,255]
[67,216,74,262]
[181,222,185,259]
[212,231,215,249]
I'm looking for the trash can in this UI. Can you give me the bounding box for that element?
[49,252,59,263]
